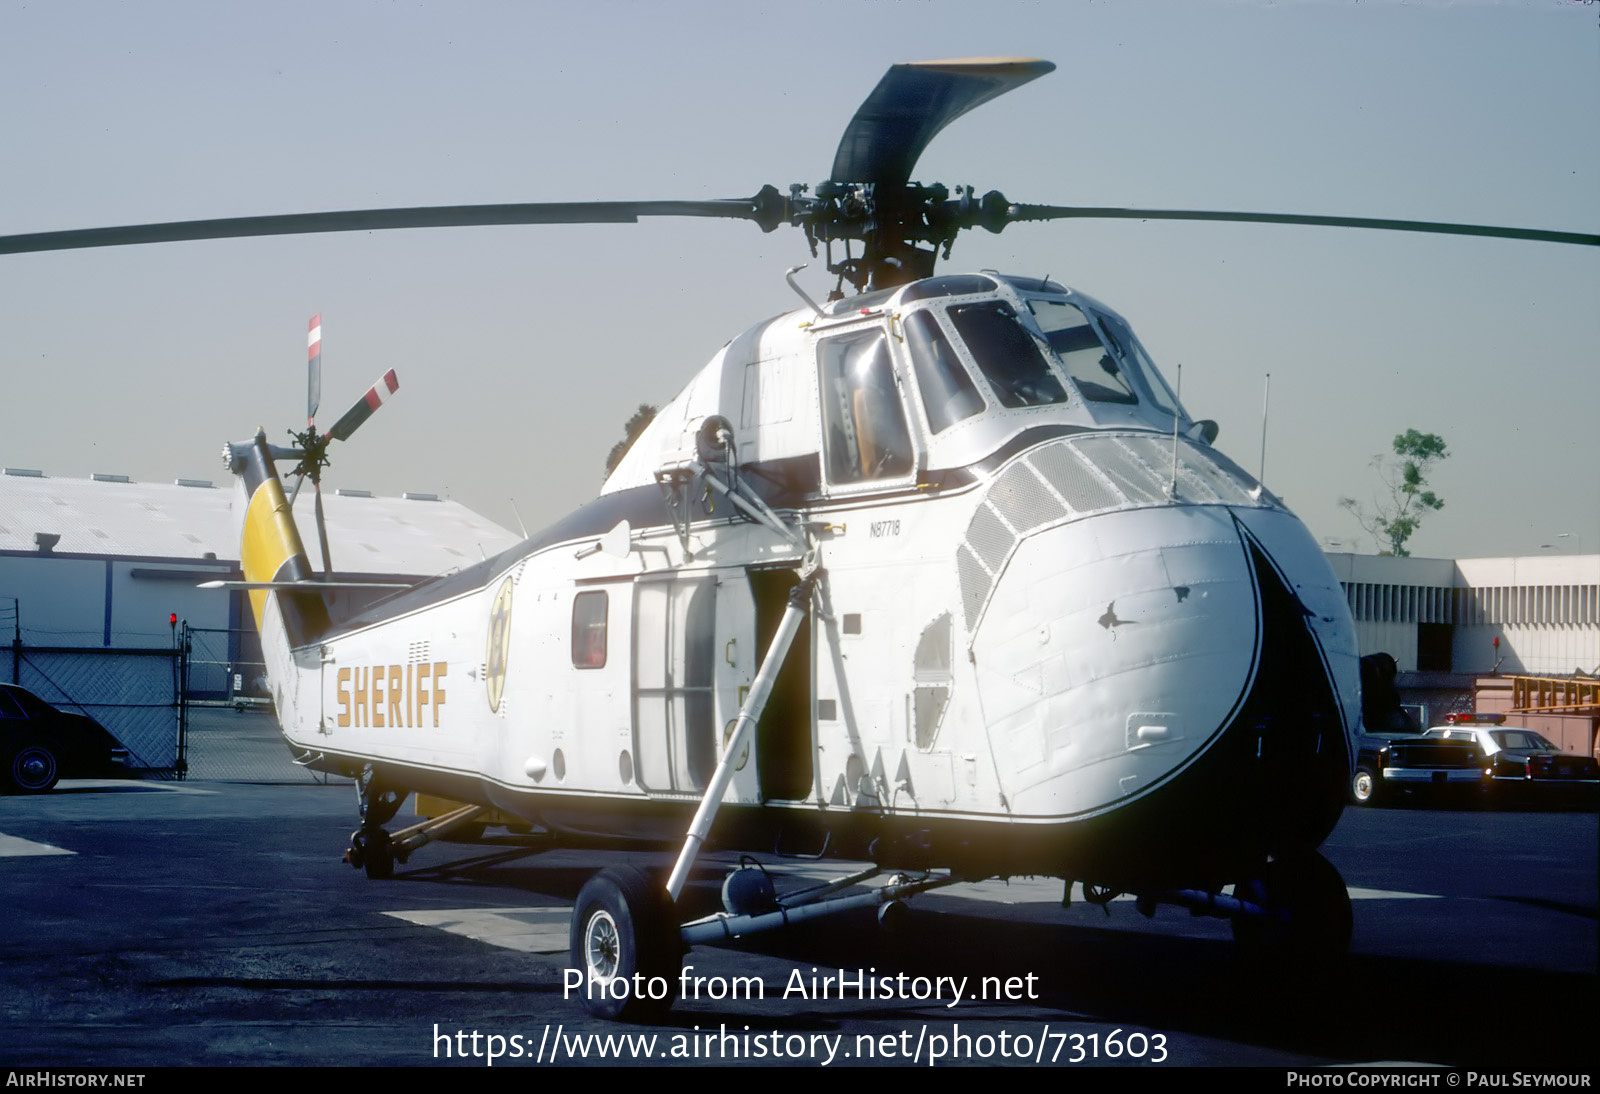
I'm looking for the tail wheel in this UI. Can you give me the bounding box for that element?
[569,865,680,1022]
[1232,851,1353,962]
[350,828,394,880]
[6,739,61,794]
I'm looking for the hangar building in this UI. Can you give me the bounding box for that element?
[0,468,519,647]
[1,468,520,771]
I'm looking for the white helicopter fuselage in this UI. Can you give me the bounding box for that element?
[240,271,1360,891]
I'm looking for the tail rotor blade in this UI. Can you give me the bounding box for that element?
[307,314,323,424]
[327,369,400,442]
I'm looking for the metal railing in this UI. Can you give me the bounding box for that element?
[1508,675,1600,716]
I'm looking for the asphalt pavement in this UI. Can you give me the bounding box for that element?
[0,779,1594,1069]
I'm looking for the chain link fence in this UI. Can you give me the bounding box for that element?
[183,625,269,705]
[6,627,344,784]
[180,703,343,783]
[179,626,344,784]
[11,644,180,773]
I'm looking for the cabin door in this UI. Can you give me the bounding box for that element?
[631,571,758,802]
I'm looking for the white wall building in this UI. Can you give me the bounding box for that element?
[1324,552,1600,677]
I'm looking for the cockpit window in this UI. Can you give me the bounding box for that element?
[995,274,1070,296]
[899,274,998,303]
[1025,298,1137,405]
[904,310,984,433]
[823,287,897,316]
[817,328,914,484]
[1097,311,1183,419]
[946,301,1069,409]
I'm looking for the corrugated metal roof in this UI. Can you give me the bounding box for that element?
[0,473,520,576]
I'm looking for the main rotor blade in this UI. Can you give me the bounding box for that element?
[831,58,1055,189]
[0,198,769,256]
[326,369,399,443]
[1003,204,1600,248]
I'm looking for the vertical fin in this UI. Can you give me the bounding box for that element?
[228,431,333,648]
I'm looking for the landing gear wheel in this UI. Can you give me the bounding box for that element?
[350,828,394,880]
[569,865,681,1022]
[876,898,910,935]
[1350,767,1381,806]
[6,739,61,794]
[1232,851,1353,963]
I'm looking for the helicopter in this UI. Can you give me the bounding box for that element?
[5,58,1596,1022]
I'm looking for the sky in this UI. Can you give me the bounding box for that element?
[2,0,1596,562]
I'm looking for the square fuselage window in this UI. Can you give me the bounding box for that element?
[572,591,608,669]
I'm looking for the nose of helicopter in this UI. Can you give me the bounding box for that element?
[968,500,1357,856]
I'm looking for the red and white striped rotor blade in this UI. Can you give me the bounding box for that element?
[307,314,323,425]
[326,369,399,442]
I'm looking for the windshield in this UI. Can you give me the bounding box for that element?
[1024,298,1136,405]
[1096,311,1185,420]
[946,301,1069,409]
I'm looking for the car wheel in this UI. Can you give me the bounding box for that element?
[6,739,62,794]
[1350,767,1381,806]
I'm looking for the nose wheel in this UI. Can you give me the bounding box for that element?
[1231,851,1353,962]
[569,866,681,1022]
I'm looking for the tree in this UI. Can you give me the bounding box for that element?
[1339,429,1448,557]
[605,404,658,476]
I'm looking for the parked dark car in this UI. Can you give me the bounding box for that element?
[1424,714,1599,806]
[1351,730,1484,806]
[0,684,128,793]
